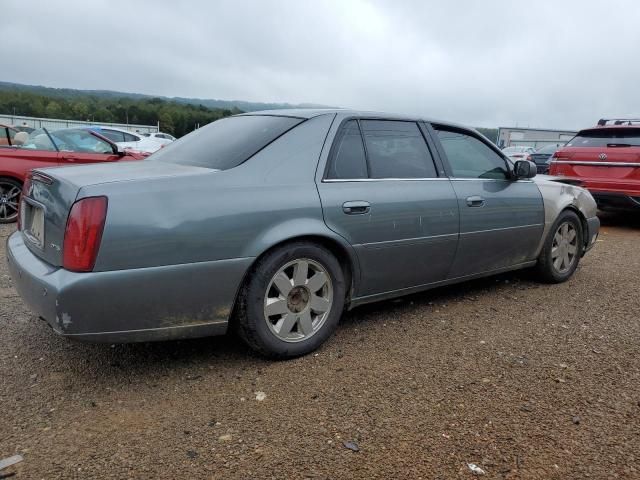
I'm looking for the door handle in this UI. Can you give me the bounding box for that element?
[342,201,371,215]
[466,195,485,207]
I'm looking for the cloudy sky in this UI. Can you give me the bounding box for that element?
[1,0,638,129]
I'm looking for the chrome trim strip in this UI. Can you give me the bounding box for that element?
[460,223,543,235]
[322,178,449,183]
[551,160,640,167]
[356,232,458,248]
[353,224,542,248]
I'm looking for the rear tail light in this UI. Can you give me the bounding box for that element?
[18,173,33,231]
[525,154,532,161]
[63,196,108,272]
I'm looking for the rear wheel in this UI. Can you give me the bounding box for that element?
[0,178,21,224]
[534,210,583,283]
[236,242,346,358]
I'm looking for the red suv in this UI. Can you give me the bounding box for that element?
[549,119,640,211]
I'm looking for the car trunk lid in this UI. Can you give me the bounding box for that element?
[20,161,214,267]
[550,146,640,194]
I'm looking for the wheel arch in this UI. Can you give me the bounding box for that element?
[230,223,361,325]
[562,204,589,249]
[0,174,23,185]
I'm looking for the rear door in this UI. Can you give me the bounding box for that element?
[431,125,544,278]
[317,118,459,297]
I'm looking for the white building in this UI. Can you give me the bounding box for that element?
[497,127,577,149]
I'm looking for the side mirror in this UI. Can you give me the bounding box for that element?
[513,160,537,179]
[115,144,126,156]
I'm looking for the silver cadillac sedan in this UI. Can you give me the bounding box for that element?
[7,110,600,358]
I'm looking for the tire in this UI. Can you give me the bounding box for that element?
[236,242,346,359]
[534,210,584,283]
[0,177,22,224]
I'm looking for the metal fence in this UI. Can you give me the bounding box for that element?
[0,114,158,134]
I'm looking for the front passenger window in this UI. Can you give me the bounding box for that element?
[435,128,509,179]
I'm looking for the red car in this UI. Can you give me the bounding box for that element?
[549,119,640,211]
[0,127,146,223]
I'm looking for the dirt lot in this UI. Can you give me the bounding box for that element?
[1,216,639,480]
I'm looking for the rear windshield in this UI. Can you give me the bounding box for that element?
[566,128,640,147]
[149,115,303,170]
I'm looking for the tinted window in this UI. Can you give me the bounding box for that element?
[436,128,509,179]
[150,115,303,170]
[98,130,125,142]
[326,120,368,179]
[123,132,139,142]
[566,129,640,147]
[361,120,437,178]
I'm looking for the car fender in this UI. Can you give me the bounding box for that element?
[534,178,597,256]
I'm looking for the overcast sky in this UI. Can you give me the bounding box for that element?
[1,0,638,129]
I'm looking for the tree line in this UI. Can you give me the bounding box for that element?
[0,89,241,137]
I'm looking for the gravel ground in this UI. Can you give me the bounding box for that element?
[1,215,639,480]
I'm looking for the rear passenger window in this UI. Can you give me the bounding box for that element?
[326,120,368,179]
[435,128,509,180]
[360,120,437,178]
[123,132,139,142]
[99,130,125,142]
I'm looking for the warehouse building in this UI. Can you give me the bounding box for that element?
[497,127,577,149]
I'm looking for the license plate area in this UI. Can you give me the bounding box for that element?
[21,200,45,250]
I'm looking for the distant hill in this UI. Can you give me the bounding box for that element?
[0,81,499,142]
[0,81,331,113]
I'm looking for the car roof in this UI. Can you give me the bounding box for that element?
[237,108,472,130]
[579,125,640,134]
[86,126,139,134]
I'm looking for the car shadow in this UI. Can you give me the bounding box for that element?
[36,269,534,380]
[598,210,640,230]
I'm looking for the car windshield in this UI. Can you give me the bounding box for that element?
[20,128,114,153]
[535,144,561,154]
[149,115,304,170]
[503,146,527,153]
[566,128,640,147]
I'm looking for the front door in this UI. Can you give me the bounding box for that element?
[431,126,544,278]
[318,118,460,297]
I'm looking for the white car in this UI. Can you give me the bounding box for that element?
[142,132,176,146]
[89,127,163,153]
[502,145,535,162]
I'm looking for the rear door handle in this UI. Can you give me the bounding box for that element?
[342,201,371,215]
[466,195,485,207]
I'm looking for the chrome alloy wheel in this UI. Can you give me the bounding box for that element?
[0,181,20,222]
[263,258,333,342]
[551,222,578,274]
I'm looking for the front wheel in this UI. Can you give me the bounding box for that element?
[0,178,22,224]
[534,210,584,283]
[236,242,346,358]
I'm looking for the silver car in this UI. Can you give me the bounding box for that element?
[7,110,600,358]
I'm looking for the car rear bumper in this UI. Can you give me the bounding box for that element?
[591,192,640,211]
[6,231,253,343]
[584,215,600,253]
